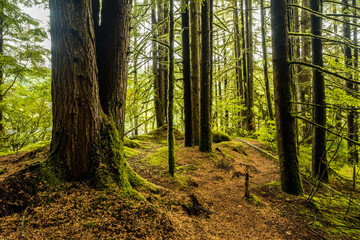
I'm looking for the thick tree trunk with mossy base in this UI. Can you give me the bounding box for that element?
[49,0,147,188]
[270,0,303,195]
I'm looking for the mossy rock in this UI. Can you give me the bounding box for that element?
[217,141,246,155]
[124,137,141,148]
[212,130,231,143]
[132,124,184,141]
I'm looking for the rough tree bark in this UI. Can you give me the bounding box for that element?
[200,0,212,152]
[270,0,303,195]
[311,0,328,182]
[190,0,201,145]
[182,0,193,147]
[50,0,145,188]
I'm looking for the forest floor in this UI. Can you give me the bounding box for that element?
[0,131,359,239]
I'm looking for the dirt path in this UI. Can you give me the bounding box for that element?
[127,139,321,240]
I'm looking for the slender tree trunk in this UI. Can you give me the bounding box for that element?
[299,0,312,141]
[200,0,212,152]
[182,0,193,147]
[245,0,255,131]
[270,0,303,195]
[311,0,328,182]
[0,3,4,140]
[260,0,273,121]
[240,0,247,130]
[344,0,359,163]
[168,0,175,176]
[190,0,201,145]
[234,0,243,123]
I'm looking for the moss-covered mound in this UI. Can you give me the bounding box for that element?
[132,124,184,141]
[212,130,231,143]
[124,137,141,148]
[217,141,246,155]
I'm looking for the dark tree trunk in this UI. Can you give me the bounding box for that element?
[182,0,193,147]
[190,0,201,145]
[270,0,303,195]
[311,0,328,182]
[50,0,144,188]
[245,0,255,131]
[168,0,175,176]
[200,0,212,152]
[260,0,273,121]
[352,0,359,163]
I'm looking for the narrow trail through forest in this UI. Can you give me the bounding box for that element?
[0,137,332,239]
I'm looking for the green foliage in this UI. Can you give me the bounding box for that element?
[1,77,52,152]
[255,120,276,151]
[212,130,231,143]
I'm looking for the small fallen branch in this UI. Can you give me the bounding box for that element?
[20,207,28,239]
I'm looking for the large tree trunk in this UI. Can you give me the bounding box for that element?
[190,0,201,145]
[182,0,193,147]
[50,0,145,188]
[270,0,303,195]
[97,0,131,137]
[200,0,212,152]
[311,0,328,182]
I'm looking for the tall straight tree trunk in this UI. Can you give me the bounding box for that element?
[240,0,247,129]
[152,3,163,128]
[260,0,273,121]
[352,0,359,163]
[168,0,175,176]
[190,0,201,145]
[200,0,212,152]
[299,0,311,141]
[270,0,303,195]
[344,0,358,163]
[311,0,328,182]
[245,0,255,131]
[182,0,193,147]
[233,0,243,121]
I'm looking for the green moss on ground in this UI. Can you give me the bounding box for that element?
[124,137,141,148]
[147,146,168,167]
[132,124,184,141]
[217,141,246,154]
[212,130,231,143]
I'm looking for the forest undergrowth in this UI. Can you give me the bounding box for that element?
[0,129,359,239]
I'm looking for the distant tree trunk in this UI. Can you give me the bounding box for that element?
[245,0,255,131]
[50,0,144,188]
[299,0,311,141]
[182,0,193,147]
[270,0,303,195]
[344,0,358,163]
[240,0,247,129]
[0,5,4,139]
[190,0,201,145]
[156,2,167,127]
[200,0,212,152]
[352,0,359,163]
[260,0,273,121]
[152,3,162,128]
[311,0,328,182]
[168,0,175,176]
[133,34,139,136]
[234,0,243,123]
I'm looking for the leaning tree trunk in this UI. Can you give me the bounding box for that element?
[182,0,193,147]
[270,0,303,195]
[190,0,201,145]
[200,0,212,152]
[50,0,145,188]
[311,0,328,182]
